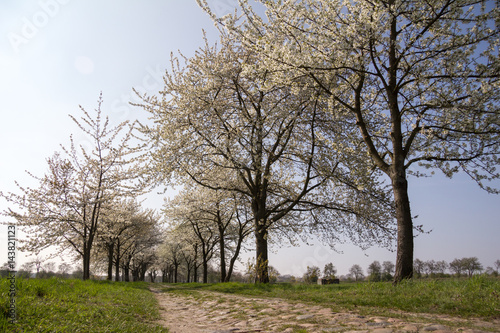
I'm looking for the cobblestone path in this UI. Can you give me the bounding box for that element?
[151,288,499,333]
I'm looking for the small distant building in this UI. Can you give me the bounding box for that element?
[318,278,339,285]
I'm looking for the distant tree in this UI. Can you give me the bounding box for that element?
[166,193,219,284]
[0,263,10,278]
[268,266,280,283]
[71,268,84,279]
[462,257,483,277]
[367,261,382,282]
[424,260,437,277]
[349,264,365,282]
[494,260,500,274]
[303,266,321,284]
[449,258,465,277]
[58,263,72,278]
[166,184,252,283]
[29,256,44,276]
[413,259,425,278]
[449,257,483,277]
[44,262,56,273]
[323,263,337,280]
[19,262,34,277]
[382,261,395,281]
[435,261,449,276]
[485,267,495,276]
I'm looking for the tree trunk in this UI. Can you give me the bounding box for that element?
[174,262,179,283]
[193,245,199,283]
[225,229,244,282]
[255,222,269,283]
[114,241,120,282]
[202,259,208,283]
[83,239,91,280]
[140,263,147,281]
[107,243,114,281]
[219,226,227,283]
[124,255,131,282]
[391,170,414,284]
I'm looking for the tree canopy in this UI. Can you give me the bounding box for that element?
[138,32,396,282]
[199,0,500,283]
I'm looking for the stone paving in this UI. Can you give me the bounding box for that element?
[151,288,500,333]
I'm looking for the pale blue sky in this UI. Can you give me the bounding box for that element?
[1,0,498,277]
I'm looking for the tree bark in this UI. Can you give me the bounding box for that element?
[83,238,91,280]
[114,241,120,282]
[106,243,114,281]
[391,170,414,284]
[255,222,269,283]
[124,255,131,282]
[202,259,208,283]
[219,224,227,283]
[174,262,179,283]
[193,245,199,283]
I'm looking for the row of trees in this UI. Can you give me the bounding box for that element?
[0,260,79,279]
[2,0,498,284]
[137,30,396,283]
[300,257,499,284]
[414,257,499,278]
[1,95,163,281]
[194,0,499,283]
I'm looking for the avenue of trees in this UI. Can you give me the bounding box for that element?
[2,256,496,284]
[1,95,162,281]
[1,0,498,284]
[199,0,499,283]
[138,32,396,283]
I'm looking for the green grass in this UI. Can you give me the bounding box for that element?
[0,277,169,332]
[162,276,500,319]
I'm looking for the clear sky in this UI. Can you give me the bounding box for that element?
[1,0,499,277]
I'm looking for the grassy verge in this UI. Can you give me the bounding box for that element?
[161,276,500,319]
[0,277,168,332]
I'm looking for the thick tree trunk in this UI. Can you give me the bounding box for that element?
[83,255,90,280]
[391,170,414,284]
[255,222,269,283]
[202,259,208,283]
[83,240,91,280]
[193,264,198,283]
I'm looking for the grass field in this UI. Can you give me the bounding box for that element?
[1,276,498,332]
[0,277,168,332]
[162,276,500,319]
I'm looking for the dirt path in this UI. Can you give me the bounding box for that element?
[150,287,499,333]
